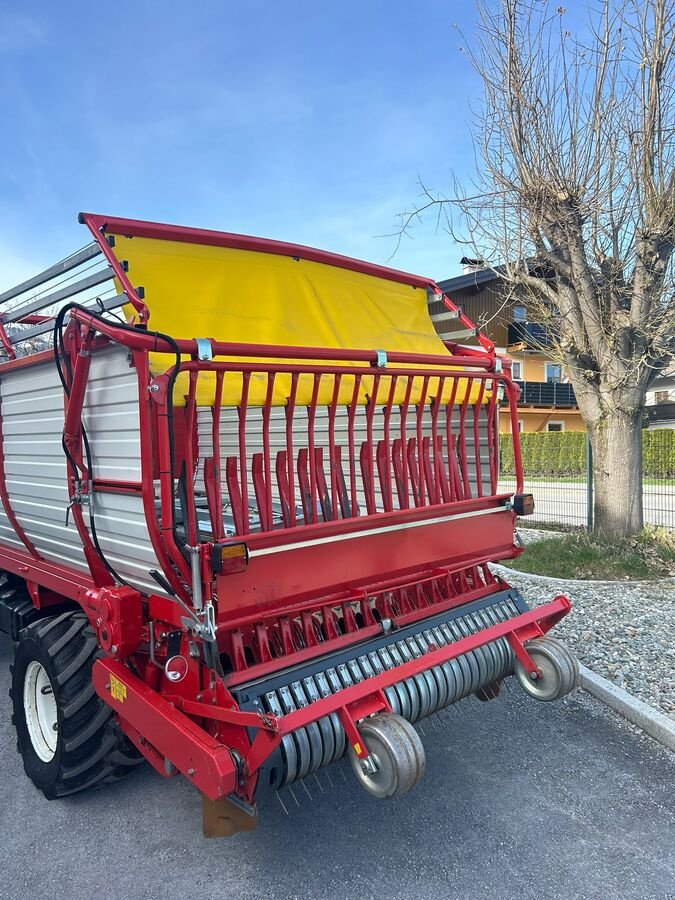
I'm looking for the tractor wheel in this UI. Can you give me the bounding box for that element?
[10,610,143,799]
[514,635,579,702]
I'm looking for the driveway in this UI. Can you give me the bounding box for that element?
[500,479,675,530]
[0,634,673,900]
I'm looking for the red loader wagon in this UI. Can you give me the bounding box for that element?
[0,213,578,836]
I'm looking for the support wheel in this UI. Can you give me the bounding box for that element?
[514,635,579,702]
[10,611,144,799]
[349,712,425,799]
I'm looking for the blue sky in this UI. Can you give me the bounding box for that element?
[0,1,482,288]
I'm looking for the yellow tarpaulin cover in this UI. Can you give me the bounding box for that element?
[114,235,485,407]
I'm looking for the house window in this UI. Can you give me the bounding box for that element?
[511,361,522,380]
[513,305,527,322]
[517,420,524,433]
[547,421,564,432]
[655,390,669,403]
[545,363,562,383]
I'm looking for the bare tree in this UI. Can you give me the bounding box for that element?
[408,0,675,535]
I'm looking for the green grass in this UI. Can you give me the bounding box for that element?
[500,528,675,580]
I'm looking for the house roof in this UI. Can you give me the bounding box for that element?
[437,266,503,294]
[437,258,558,296]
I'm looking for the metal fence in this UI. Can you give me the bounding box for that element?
[499,431,675,532]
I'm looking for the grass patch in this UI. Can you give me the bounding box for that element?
[500,527,675,580]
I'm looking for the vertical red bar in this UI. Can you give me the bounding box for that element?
[414,376,430,506]
[327,374,342,519]
[457,376,472,499]
[314,448,332,520]
[275,451,291,527]
[391,438,405,506]
[379,375,397,511]
[398,377,413,509]
[504,377,525,495]
[297,448,312,523]
[421,436,436,504]
[406,437,420,506]
[251,453,270,531]
[448,435,465,501]
[359,443,376,515]
[225,457,244,534]
[472,380,486,497]
[346,375,362,518]
[307,374,321,525]
[363,374,380,512]
[434,433,451,502]
[141,354,191,590]
[183,371,199,545]
[285,374,298,527]
[429,377,446,504]
[210,371,225,540]
[262,372,276,530]
[444,378,460,502]
[485,377,498,494]
[238,372,251,535]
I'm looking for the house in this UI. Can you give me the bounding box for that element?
[645,361,675,430]
[435,260,586,434]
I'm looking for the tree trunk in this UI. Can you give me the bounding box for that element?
[588,408,644,536]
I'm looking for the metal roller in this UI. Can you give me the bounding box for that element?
[303,676,334,769]
[246,592,527,793]
[289,681,323,776]
[277,684,312,782]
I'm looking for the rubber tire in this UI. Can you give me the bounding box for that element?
[10,611,143,799]
[0,572,41,639]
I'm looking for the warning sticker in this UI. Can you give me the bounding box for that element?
[110,674,127,703]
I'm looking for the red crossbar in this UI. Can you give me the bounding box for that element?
[271,595,570,736]
[93,595,571,797]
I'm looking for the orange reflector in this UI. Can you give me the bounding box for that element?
[212,542,249,575]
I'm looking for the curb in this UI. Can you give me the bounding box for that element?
[489,561,675,588]
[579,664,675,752]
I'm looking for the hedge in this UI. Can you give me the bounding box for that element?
[643,429,675,478]
[500,429,675,479]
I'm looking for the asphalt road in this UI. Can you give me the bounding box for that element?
[1,633,674,900]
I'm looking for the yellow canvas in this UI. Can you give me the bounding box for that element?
[114,235,487,407]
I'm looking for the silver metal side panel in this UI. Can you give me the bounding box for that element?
[0,345,167,596]
[0,356,88,571]
[82,347,167,596]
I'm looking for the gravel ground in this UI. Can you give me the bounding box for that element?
[492,529,675,719]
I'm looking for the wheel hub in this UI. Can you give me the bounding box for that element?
[23,660,58,762]
[349,713,426,799]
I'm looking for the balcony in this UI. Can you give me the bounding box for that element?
[508,321,552,350]
[645,403,675,424]
[515,380,577,407]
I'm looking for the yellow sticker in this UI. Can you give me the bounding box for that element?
[354,742,362,756]
[110,674,127,704]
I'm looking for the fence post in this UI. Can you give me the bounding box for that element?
[586,431,593,532]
